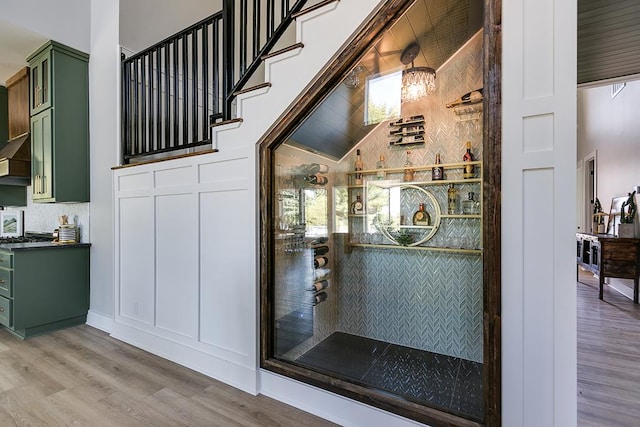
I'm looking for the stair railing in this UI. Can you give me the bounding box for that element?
[121,0,308,164]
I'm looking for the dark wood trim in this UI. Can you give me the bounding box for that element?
[111,149,218,170]
[483,0,502,426]
[259,0,502,425]
[209,117,244,128]
[291,0,340,19]
[232,82,273,97]
[261,43,305,60]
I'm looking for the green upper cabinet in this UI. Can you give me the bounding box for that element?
[27,41,89,203]
[29,49,51,116]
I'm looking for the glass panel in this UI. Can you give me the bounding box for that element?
[32,66,38,108]
[267,0,485,423]
[42,58,49,104]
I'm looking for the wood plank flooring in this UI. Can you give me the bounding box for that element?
[0,325,337,427]
[578,270,640,426]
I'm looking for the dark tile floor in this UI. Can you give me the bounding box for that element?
[296,332,483,421]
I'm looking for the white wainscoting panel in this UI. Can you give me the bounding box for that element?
[199,188,252,357]
[503,0,577,425]
[113,149,257,393]
[118,196,155,324]
[155,193,199,338]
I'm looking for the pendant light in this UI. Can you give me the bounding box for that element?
[400,42,436,102]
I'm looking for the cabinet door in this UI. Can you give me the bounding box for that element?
[29,50,52,115]
[31,110,53,201]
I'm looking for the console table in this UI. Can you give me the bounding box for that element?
[576,233,640,303]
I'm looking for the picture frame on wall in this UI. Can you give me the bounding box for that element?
[0,210,24,237]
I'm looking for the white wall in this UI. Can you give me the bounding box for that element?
[119,0,222,53]
[502,0,577,426]
[578,81,640,210]
[87,0,120,325]
[0,0,91,53]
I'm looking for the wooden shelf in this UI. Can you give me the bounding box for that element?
[350,243,481,254]
[345,161,482,175]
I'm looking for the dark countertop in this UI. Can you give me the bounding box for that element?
[0,241,91,251]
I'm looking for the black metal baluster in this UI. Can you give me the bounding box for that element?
[213,19,220,118]
[223,0,235,118]
[122,60,131,162]
[240,0,247,75]
[202,23,209,140]
[156,48,162,151]
[253,0,261,62]
[164,43,170,149]
[192,28,198,144]
[182,35,189,146]
[148,50,154,153]
[173,40,179,149]
[140,56,147,155]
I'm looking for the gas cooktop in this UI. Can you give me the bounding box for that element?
[0,233,52,244]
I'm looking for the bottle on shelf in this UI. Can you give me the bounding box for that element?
[308,236,328,246]
[304,174,328,185]
[462,191,480,215]
[305,163,329,174]
[376,154,386,179]
[354,149,363,185]
[432,153,444,181]
[314,256,329,269]
[447,183,458,214]
[308,279,329,292]
[313,291,328,306]
[350,194,365,215]
[412,203,431,226]
[463,141,474,179]
[403,150,415,182]
[313,245,330,256]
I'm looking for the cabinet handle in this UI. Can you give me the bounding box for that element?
[0,279,5,284]
[0,307,4,312]
[41,175,45,194]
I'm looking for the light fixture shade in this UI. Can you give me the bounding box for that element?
[401,67,436,102]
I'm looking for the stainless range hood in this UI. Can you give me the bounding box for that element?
[0,132,31,186]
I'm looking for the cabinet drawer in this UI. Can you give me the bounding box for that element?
[0,252,12,269]
[0,296,11,327]
[602,243,638,261]
[0,269,12,298]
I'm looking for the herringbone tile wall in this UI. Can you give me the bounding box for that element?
[271,32,484,362]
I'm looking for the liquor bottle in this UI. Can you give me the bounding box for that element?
[432,153,444,181]
[445,88,483,108]
[306,163,329,174]
[462,191,480,215]
[313,245,329,256]
[304,174,328,185]
[314,256,329,268]
[350,194,364,214]
[403,150,415,182]
[308,236,328,246]
[376,155,386,179]
[354,149,363,185]
[412,203,431,226]
[313,291,328,306]
[308,279,329,292]
[314,268,330,281]
[463,141,474,179]
[447,183,458,214]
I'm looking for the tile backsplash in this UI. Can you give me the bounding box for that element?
[5,186,89,241]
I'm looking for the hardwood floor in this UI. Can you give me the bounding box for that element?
[578,270,640,426]
[0,325,337,427]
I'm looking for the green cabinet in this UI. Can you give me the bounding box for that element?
[27,41,89,203]
[29,49,51,115]
[0,245,90,339]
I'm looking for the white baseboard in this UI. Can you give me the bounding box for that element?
[110,322,258,395]
[259,370,425,427]
[86,310,114,333]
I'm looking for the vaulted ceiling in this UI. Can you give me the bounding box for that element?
[288,0,483,161]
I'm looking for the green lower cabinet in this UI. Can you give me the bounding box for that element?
[0,245,89,339]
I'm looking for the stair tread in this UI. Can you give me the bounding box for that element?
[209,117,243,128]
[232,82,272,97]
[292,0,340,19]
[261,43,304,61]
